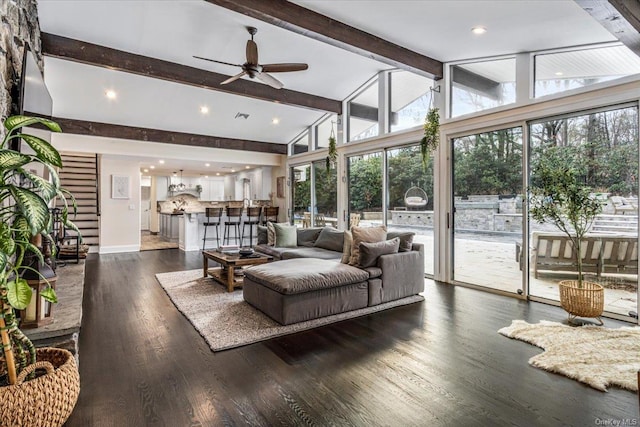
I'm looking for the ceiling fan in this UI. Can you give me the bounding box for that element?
[194,27,308,90]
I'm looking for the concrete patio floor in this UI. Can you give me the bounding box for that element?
[401,229,638,319]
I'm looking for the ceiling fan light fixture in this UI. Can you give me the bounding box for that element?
[194,26,307,89]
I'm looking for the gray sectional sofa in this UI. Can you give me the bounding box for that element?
[245,226,425,325]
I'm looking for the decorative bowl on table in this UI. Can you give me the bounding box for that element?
[238,248,254,257]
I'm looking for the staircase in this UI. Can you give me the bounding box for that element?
[58,152,100,248]
[591,214,638,234]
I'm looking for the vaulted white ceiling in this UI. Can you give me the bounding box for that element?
[36,0,621,174]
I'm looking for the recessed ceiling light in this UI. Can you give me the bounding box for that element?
[204,175,209,178]
[150,165,155,169]
[471,26,487,35]
[105,90,117,100]
[272,118,280,125]
[231,169,236,173]
[555,71,564,76]
[159,160,165,164]
[200,106,209,114]
[245,165,250,169]
[143,169,149,172]
[216,172,220,176]
[205,163,210,167]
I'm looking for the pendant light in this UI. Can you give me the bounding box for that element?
[177,169,186,191]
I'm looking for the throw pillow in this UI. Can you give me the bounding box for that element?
[273,223,297,248]
[386,231,415,252]
[358,237,400,268]
[340,230,352,264]
[349,225,387,266]
[257,225,268,245]
[266,221,289,246]
[297,227,323,247]
[314,227,345,252]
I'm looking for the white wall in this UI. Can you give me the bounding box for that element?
[99,155,141,253]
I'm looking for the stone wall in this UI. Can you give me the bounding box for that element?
[0,0,42,132]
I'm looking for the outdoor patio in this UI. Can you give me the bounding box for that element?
[400,228,638,319]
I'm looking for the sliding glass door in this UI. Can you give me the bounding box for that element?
[528,106,639,318]
[386,145,435,275]
[291,164,311,227]
[452,127,523,294]
[348,152,384,227]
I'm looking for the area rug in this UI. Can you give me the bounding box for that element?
[156,269,424,351]
[499,320,640,392]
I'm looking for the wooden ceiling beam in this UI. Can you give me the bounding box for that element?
[33,114,288,155]
[41,33,342,114]
[577,0,640,56]
[206,0,443,79]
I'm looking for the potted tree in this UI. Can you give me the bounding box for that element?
[0,115,81,426]
[529,155,604,325]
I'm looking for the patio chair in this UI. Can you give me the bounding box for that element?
[609,196,637,215]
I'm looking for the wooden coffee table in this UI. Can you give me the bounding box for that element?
[202,251,272,292]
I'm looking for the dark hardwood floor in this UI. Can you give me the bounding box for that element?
[66,249,639,426]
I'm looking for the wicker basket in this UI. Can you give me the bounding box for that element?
[559,280,604,323]
[0,348,80,427]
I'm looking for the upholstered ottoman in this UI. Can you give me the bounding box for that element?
[243,258,370,325]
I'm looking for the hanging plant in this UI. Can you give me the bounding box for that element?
[326,124,337,172]
[420,107,440,170]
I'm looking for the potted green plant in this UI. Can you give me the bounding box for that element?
[0,115,81,426]
[529,156,604,324]
[420,108,439,170]
[195,184,203,193]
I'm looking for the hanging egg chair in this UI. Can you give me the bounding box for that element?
[404,186,428,210]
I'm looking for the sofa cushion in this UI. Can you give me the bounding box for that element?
[267,221,289,246]
[349,225,387,266]
[244,258,369,295]
[254,244,288,260]
[362,266,382,279]
[358,237,400,268]
[340,230,352,264]
[386,231,415,252]
[257,225,268,245]
[296,227,323,247]
[273,223,297,248]
[281,246,342,261]
[314,227,344,252]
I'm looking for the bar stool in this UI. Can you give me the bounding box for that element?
[223,207,243,245]
[262,206,279,225]
[202,207,223,250]
[241,206,262,247]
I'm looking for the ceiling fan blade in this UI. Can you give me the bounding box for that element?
[255,72,284,89]
[193,56,241,68]
[246,39,258,65]
[262,63,309,73]
[220,71,247,85]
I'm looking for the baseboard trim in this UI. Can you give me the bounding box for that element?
[99,244,140,254]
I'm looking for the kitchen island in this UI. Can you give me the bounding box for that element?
[158,212,181,240]
[178,207,272,251]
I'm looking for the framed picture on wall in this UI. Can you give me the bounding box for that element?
[276,176,286,198]
[111,175,130,199]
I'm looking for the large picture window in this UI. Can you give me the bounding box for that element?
[534,45,640,98]
[450,58,516,117]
